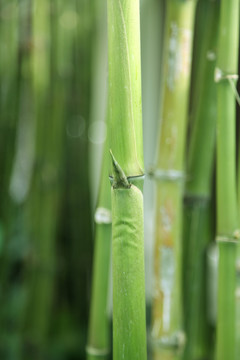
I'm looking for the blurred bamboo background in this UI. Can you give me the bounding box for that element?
[0,0,240,359]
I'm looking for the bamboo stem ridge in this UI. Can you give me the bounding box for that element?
[151,1,197,359]
[216,0,240,359]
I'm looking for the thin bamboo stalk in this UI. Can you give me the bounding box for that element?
[62,0,93,335]
[150,1,197,359]
[183,1,219,359]
[107,0,147,359]
[215,0,239,359]
[86,138,112,360]
[0,1,34,357]
[22,0,66,355]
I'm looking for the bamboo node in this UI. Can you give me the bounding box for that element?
[216,234,239,244]
[95,207,112,224]
[148,168,185,182]
[86,346,110,357]
[150,331,186,351]
[214,67,238,83]
[214,68,240,106]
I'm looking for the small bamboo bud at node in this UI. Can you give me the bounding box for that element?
[110,150,131,189]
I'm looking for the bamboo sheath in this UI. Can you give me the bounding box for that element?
[111,170,146,360]
[151,1,196,359]
[215,0,240,359]
[107,0,147,359]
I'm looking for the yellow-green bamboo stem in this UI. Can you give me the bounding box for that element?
[151,1,197,359]
[216,0,239,359]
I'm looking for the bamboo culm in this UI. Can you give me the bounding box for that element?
[216,0,240,359]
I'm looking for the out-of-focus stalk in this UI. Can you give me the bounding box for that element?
[86,138,112,360]
[215,0,239,359]
[183,4,219,360]
[22,0,66,356]
[150,1,197,359]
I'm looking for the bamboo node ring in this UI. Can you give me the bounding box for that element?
[95,207,112,224]
[86,346,110,356]
[214,67,239,83]
[216,235,239,244]
[148,168,185,182]
[214,67,240,106]
[150,330,186,351]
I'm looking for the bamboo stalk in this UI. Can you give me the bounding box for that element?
[62,0,93,335]
[150,1,197,359]
[86,138,112,360]
[215,0,239,359]
[22,0,66,355]
[107,0,147,359]
[0,1,34,357]
[183,1,219,359]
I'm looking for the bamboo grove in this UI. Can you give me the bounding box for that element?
[0,0,240,359]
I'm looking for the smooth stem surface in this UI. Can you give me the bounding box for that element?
[107,0,143,177]
[151,1,196,359]
[216,0,239,359]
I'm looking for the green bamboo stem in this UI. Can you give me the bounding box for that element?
[188,0,210,117]
[0,1,34,357]
[183,1,219,359]
[216,0,239,359]
[0,0,19,221]
[61,0,93,334]
[151,1,197,359]
[107,1,147,359]
[89,0,108,212]
[86,139,112,360]
[22,0,66,355]
[107,0,144,178]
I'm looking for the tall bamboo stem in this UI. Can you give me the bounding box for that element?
[107,0,147,359]
[216,0,239,359]
[183,2,219,359]
[151,1,197,359]
[86,138,112,360]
